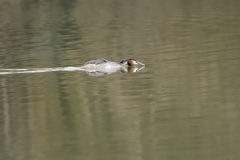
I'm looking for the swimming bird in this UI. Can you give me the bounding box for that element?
[79,58,145,76]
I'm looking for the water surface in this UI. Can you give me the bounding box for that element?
[0,0,240,160]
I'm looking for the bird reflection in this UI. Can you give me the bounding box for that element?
[85,65,145,76]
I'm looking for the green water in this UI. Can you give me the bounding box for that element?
[0,0,240,160]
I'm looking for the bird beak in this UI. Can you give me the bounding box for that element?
[137,61,145,66]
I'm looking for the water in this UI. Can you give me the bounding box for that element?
[1,0,240,160]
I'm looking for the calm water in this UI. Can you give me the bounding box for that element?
[1,0,240,160]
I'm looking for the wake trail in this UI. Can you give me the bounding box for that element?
[0,67,84,75]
